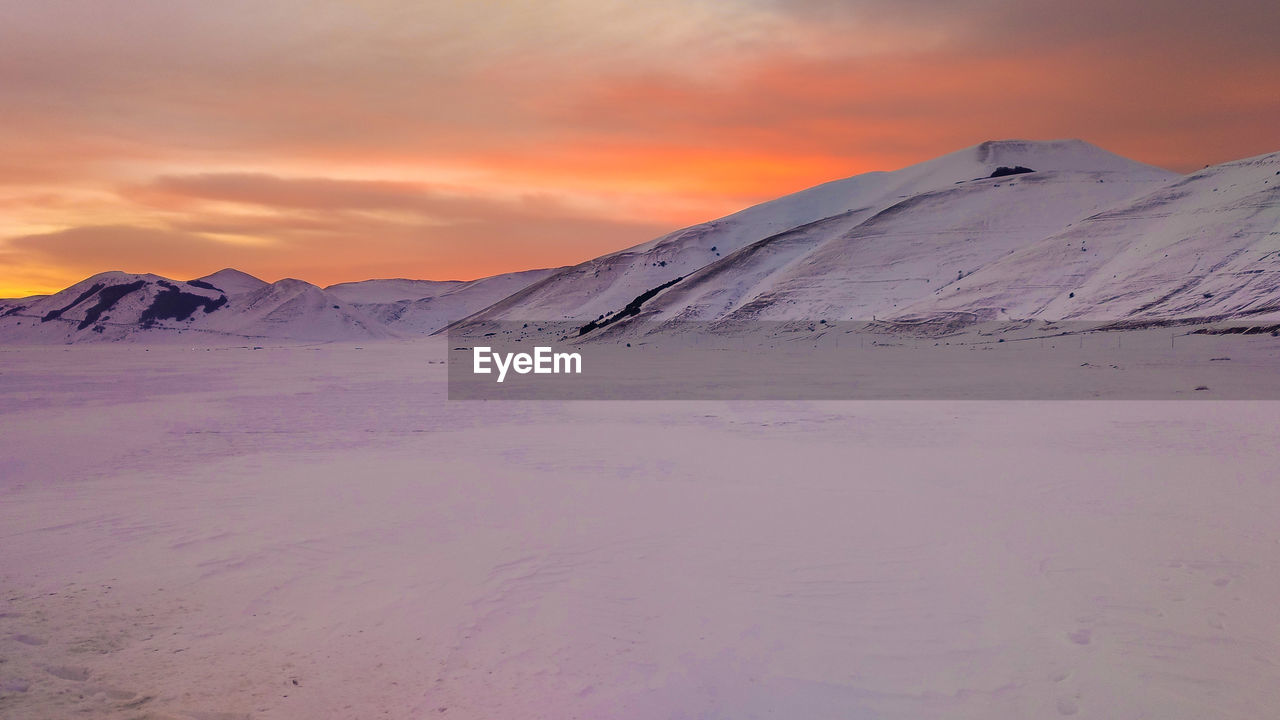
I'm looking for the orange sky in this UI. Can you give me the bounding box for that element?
[2,0,1277,297]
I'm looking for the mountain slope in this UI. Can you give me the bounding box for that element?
[364,268,562,334]
[456,139,1176,333]
[897,150,1280,323]
[630,148,1174,327]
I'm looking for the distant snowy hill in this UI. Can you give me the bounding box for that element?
[212,277,397,341]
[0,271,392,343]
[320,270,562,333]
[0,266,558,343]
[359,268,562,334]
[1,272,230,343]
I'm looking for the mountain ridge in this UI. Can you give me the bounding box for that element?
[0,266,560,343]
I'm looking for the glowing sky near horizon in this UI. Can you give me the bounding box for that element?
[1,0,1277,296]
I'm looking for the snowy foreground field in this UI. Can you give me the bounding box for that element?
[2,340,1279,719]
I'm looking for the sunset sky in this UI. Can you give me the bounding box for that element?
[1,0,1277,297]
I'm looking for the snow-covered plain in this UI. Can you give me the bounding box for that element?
[3,340,1279,719]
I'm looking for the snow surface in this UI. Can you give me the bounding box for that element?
[2,341,1279,719]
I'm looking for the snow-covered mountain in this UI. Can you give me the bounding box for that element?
[0,271,393,343]
[210,277,397,341]
[626,143,1175,327]
[453,140,1279,339]
[355,268,562,334]
[0,272,230,343]
[0,265,562,343]
[897,150,1280,324]
[452,140,1177,331]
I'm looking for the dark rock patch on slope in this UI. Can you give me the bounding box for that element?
[139,282,227,328]
[77,281,147,330]
[989,166,1035,178]
[42,282,105,322]
[579,276,684,336]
